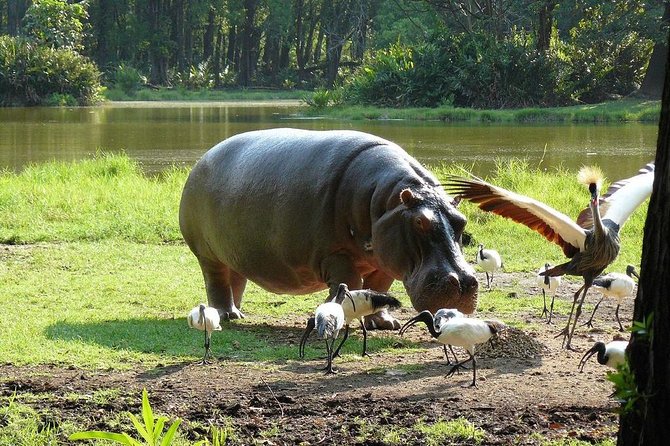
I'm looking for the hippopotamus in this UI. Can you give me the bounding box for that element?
[179,128,478,328]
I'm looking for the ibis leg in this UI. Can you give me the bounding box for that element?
[332,324,350,358]
[541,289,549,319]
[299,317,316,359]
[360,319,369,357]
[548,294,556,324]
[615,304,624,332]
[581,297,604,328]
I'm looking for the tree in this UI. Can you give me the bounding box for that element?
[638,1,670,98]
[23,0,88,51]
[617,27,670,445]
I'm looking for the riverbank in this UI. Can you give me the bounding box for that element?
[104,87,660,123]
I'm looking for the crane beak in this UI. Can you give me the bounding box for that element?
[578,345,599,372]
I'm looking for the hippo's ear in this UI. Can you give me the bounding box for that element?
[400,188,419,207]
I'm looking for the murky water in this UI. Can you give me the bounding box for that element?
[0,101,658,180]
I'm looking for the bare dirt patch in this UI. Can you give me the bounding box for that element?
[0,271,631,445]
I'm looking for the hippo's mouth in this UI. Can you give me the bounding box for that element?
[404,269,479,315]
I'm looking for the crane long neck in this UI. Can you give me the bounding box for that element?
[591,197,606,239]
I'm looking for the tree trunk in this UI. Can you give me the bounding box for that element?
[617,28,670,446]
[203,7,216,61]
[638,1,670,98]
[7,0,27,36]
[147,0,169,85]
[536,1,557,52]
[238,0,259,87]
[213,28,223,87]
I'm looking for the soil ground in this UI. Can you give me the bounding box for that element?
[0,272,631,445]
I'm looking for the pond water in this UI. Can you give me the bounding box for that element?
[0,101,658,180]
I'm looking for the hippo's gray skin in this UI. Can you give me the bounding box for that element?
[179,128,478,328]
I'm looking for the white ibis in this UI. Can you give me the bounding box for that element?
[299,284,356,374]
[187,304,222,364]
[300,284,401,358]
[578,340,628,372]
[446,163,654,349]
[536,263,562,323]
[433,308,464,364]
[582,265,639,331]
[476,244,502,290]
[399,310,504,387]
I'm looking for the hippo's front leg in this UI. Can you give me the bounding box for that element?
[197,257,247,320]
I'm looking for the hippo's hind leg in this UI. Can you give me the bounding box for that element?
[363,271,400,330]
[197,256,247,320]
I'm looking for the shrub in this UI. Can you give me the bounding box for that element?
[113,63,146,94]
[0,36,103,106]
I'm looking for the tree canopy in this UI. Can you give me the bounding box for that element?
[0,0,666,106]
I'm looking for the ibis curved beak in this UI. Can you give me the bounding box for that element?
[578,345,599,372]
[399,310,438,337]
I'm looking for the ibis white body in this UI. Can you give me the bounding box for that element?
[592,272,636,303]
[400,310,503,387]
[579,340,628,371]
[536,263,561,322]
[187,304,222,364]
[477,244,502,289]
[433,308,465,364]
[315,301,346,339]
[187,304,222,333]
[585,265,638,331]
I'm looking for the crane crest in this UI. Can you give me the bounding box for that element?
[577,166,604,189]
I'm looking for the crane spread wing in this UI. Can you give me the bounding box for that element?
[576,162,654,229]
[445,176,586,258]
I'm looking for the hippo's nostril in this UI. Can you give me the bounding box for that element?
[447,272,460,289]
[461,273,479,292]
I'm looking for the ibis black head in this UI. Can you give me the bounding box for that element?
[543,263,551,285]
[578,341,606,372]
[198,303,207,324]
[333,283,356,312]
[626,265,639,280]
[399,310,440,338]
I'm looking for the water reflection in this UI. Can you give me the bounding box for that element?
[0,102,657,180]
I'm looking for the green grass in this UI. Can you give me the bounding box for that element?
[104,87,308,102]
[415,417,486,445]
[0,154,649,370]
[310,98,660,123]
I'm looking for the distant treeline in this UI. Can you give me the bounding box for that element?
[0,0,667,107]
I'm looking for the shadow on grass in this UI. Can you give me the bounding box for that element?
[43,318,407,364]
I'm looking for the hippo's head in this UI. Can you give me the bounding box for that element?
[371,187,478,314]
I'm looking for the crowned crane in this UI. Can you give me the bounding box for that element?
[446,163,654,350]
[300,284,401,358]
[578,340,628,372]
[399,310,504,387]
[433,308,465,364]
[299,284,356,374]
[477,244,502,290]
[582,265,639,331]
[536,263,562,323]
[187,304,222,364]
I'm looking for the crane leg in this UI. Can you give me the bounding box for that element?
[564,285,590,350]
[555,284,584,342]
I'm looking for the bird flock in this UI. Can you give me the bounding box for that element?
[185,162,652,389]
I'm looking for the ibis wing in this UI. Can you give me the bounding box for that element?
[576,162,654,229]
[446,176,585,257]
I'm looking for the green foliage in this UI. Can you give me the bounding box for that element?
[23,0,88,51]
[415,417,485,445]
[302,87,342,108]
[0,395,62,445]
[0,36,103,106]
[70,389,181,445]
[113,64,147,94]
[343,31,571,108]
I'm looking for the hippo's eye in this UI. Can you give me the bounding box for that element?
[450,213,466,237]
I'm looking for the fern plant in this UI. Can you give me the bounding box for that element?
[69,388,181,445]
